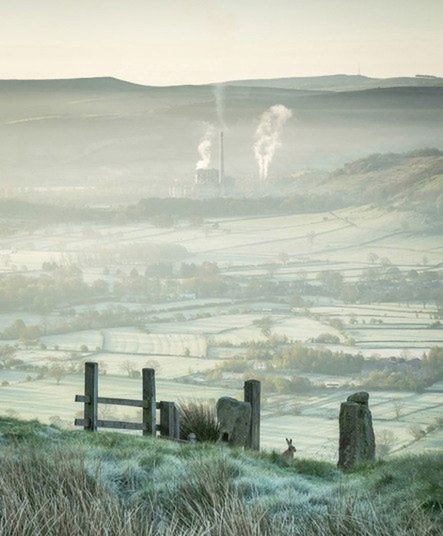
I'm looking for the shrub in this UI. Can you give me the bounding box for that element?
[313,333,340,344]
[409,425,426,441]
[178,401,220,442]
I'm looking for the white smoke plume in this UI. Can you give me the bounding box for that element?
[253,104,292,181]
[213,84,225,130]
[196,124,215,169]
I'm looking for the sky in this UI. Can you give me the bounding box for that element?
[1,0,442,85]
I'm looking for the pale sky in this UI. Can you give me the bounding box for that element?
[1,0,442,85]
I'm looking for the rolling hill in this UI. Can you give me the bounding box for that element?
[0,76,442,202]
[273,148,443,215]
[227,73,443,92]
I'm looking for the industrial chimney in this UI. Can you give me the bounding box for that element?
[218,131,225,193]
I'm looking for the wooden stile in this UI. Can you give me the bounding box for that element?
[75,363,261,451]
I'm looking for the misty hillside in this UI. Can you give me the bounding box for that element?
[324,149,443,211]
[275,148,443,213]
[1,77,442,201]
[262,148,442,222]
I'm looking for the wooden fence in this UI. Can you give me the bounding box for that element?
[74,362,261,449]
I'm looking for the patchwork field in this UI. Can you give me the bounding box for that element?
[2,206,442,270]
[1,204,442,461]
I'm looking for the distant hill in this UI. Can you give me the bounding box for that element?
[0,76,442,201]
[280,148,442,215]
[227,74,443,92]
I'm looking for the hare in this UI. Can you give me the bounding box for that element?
[282,438,296,460]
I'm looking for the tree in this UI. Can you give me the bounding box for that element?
[254,316,274,338]
[120,360,140,378]
[278,251,289,265]
[317,270,344,294]
[409,425,426,441]
[49,364,66,385]
[392,399,405,420]
[376,429,396,458]
[367,252,379,264]
[422,347,443,381]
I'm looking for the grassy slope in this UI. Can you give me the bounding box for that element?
[0,418,441,535]
[276,149,443,215]
[325,150,443,208]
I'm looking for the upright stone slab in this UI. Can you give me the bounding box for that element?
[216,396,251,447]
[338,391,375,470]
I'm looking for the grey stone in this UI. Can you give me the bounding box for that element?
[347,391,369,404]
[216,396,251,447]
[338,392,375,470]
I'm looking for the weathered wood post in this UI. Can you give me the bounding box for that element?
[142,368,156,436]
[159,401,179,439]
[173,403,180,440]
[244,379,261,450]
[84,362,98,432]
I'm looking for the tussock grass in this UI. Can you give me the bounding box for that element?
[178,401,220,442]
[0,417,441,536]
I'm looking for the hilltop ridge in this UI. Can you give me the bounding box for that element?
[1,73,442,91]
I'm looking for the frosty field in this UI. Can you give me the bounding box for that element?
[1,203,442,463]
[1,372,440,461]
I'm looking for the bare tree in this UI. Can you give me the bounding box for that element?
[392,399,405,420]
[409,425,426,441]
[120,360,139,378]
[376,429,396,458]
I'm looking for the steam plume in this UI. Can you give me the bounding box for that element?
[196,124,215,169]
[213,84,225,130]
[253,104,292,181]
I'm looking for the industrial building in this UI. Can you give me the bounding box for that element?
[194,131,234,198]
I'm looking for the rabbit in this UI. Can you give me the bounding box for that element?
[282,438,296,460]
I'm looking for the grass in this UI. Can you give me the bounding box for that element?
[0,417,441,535]
[178,401,220,442]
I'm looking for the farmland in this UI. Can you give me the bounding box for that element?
[0,202,442,460]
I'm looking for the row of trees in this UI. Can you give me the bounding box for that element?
[0,265,106,313]
[316,265,442,309]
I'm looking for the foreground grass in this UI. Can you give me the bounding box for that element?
[0,418,441,536]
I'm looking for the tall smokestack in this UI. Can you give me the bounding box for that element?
[219,131,225,193]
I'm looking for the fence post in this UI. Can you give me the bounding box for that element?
[142,368,156,436]
[84,362,98,432]
[159,401,178,439]
[173,403,180,440]
[244,379,260,450]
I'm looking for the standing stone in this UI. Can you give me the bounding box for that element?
[338,391,375,470]
[216,397,251,447]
